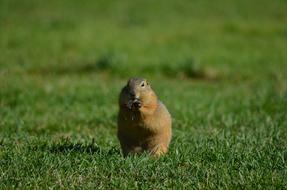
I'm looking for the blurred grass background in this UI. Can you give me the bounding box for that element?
[0,0,287,189]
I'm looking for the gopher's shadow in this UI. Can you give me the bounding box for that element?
[33,139,121,156]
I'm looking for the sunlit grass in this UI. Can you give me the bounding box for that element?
[0,0,287,189]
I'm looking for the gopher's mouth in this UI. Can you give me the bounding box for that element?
[127,99,142,110]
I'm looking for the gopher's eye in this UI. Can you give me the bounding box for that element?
[141,82,145,87]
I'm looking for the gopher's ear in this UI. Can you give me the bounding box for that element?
[146,80,150,86]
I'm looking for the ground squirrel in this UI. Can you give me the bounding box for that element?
[117,77,172,157]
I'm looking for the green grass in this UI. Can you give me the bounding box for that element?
[1,0,287,189]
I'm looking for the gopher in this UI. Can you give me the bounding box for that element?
[117,77,172,157]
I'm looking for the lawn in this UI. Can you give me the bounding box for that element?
[0,0,287,189]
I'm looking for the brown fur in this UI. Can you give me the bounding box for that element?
[117,77,172,157]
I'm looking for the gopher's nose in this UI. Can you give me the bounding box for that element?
[129,92,135,98]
